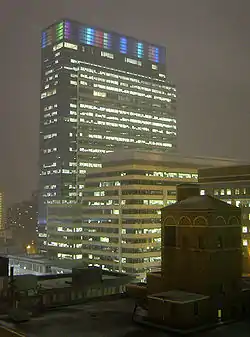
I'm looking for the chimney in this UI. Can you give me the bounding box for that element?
[176,183,200,202]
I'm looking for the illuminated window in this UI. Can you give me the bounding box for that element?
[243,239,248,247]
[125,58,142,66]
[100,237,109,243]
[53,42,63,51]
[64,42,78,50]
[220,189,225,196]
[179,173,192,179]
[226,189,232,195]
[101,51,114,59]
[93,90,106,97]
[243,226,248,233]
[235,188,240,195]
[200,190,205,196]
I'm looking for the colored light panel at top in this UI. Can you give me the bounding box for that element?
[79,26,112,49]
[120,37,127,54]
[64,21,71,40]
[136,42,144,58]
[95,30,104,47]
[41,31,47,48]
[79,26,85,44]
[103,32,112,49]
[56,22,64,41]
[86,27,95,45]
[42,28,53,48]
[148,45,159,63]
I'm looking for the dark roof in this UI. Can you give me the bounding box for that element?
[149,290,209,303]
[162,195,239,211]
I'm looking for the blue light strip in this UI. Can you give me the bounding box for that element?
[86,27,95,45]
[154,47,159,63]
[41,31,47,48]
[137,42,144,58]
[76,24,164,63]
[120,37,127,54]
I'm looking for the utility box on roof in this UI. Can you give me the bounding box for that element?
[14,275,37,292]
[0,257,8,277]
[72,267,102,288]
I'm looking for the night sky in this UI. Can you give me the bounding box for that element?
[1,0,250,206]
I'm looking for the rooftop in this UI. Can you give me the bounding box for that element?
[102,150,248,169]
[38,273,118,290]
[8,254,88,270]
[199,164,250,182]
[149,290,209,304]
[1,297,250,337]
[45,18,167,50]
[163,195,239,211]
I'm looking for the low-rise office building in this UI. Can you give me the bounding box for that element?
[46,204,83,261]
[46,150,244,281]
[198,165,250,273]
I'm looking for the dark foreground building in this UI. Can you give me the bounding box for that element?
[38,19,177,250]
[127,184,250,333]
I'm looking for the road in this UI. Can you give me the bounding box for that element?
[0,325,26,337]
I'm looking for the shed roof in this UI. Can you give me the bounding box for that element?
[148,290,209,304]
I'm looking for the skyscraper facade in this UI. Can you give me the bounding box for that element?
[6,192,38,250]
[39,19,177,249]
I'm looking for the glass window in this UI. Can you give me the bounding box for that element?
[235,188,240,195]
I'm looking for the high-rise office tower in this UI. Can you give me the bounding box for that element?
[38,19,177,250]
